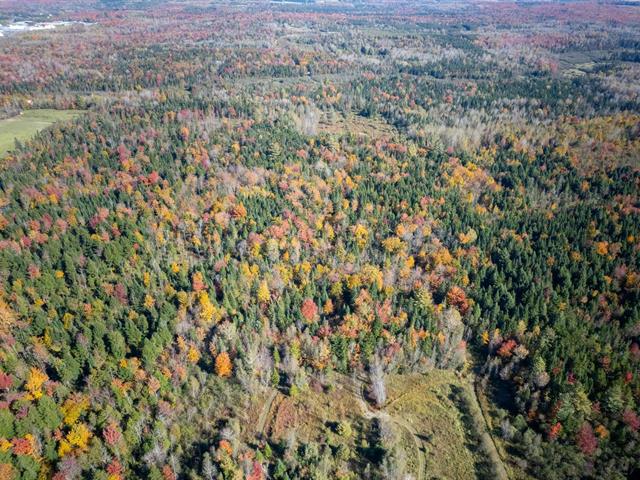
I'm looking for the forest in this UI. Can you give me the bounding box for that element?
[0,1,639,479]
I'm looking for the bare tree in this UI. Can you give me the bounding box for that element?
[438,307,464,368]
[369,356,386,408]
[293,103,320,136]
[201,452,217,480]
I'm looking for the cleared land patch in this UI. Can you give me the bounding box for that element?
[318,112,397,138]
[385,371,484,480]
[244,371,502,479]
[0,109,80,156]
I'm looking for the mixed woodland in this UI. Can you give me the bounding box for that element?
[0,1,639,479]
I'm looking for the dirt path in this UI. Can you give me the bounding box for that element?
[352,375,427,480]
[467,378,509,480]
[391,415,427,480]
[351,371,509,480]
[256,389,279,438]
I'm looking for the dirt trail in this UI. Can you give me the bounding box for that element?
[352,372,509,480]
[255,374,507,480]
[352,375,427,480]
[467,378,509,480]
[256,389,279,438]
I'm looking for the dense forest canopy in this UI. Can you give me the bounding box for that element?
[0,1,639,479]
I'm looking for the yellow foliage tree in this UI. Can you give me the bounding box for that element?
[257,280,270,303]
[58,439,72,457]
[144,294,155,309]
[353,224,369,248]
[382,236,404,253]
[323,298,334,315]
[0,463,13,480]
[416,287,433,312]
[199,291,224,325]
[25,368,48,400]
[458,228,477,245]
[595,241,609,256]
[187,345,200,364]
[59,423,92,457]
[67,423,92,449]
[62,395,90,426]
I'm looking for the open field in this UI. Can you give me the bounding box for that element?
[243,370,503,479]
[0,109,80,156]
[383,371,482,479]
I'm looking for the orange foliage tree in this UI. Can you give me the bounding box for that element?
[215,352,232,377]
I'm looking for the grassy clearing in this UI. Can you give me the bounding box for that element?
[243,377,371,473]
[244,370,502,479]
[0,109,81,156]
[385,371,482,480]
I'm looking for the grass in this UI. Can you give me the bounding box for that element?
[385,371,482,480]
[242,376,370,473]
[244,375,365,445]
[0,109,81,157]
[243,370,499,479]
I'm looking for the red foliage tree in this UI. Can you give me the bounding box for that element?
[107,459,123,478]
[497,339,517,358]
[622,410,640,432]
[103,422,121,446]
[301,298,318,322]
[114,283,128,305]
[548,422,562,441]
[11,437,32,456]
[27,264,40,280]
[192,272,206,293]
[246,461,265,480]
[162,465,176,480]
[147,171,160,184]
[576,423,598,456]
[0,372,12,390]
[117,144,130,163]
